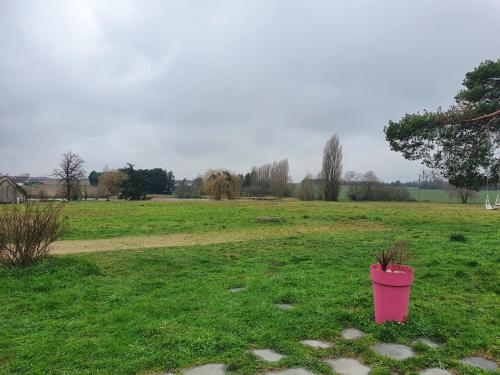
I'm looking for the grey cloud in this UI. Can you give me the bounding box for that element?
[1,0,499,181]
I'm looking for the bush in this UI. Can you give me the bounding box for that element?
[345,170,412,201]
[373,185,412,201]
[450,233,467,242]
[0,202,67,268]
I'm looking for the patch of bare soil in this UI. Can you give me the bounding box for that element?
[51,221,387,255]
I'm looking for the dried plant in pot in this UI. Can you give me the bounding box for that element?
[370,240,414,324]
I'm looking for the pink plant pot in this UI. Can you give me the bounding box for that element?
[370,264,414,324]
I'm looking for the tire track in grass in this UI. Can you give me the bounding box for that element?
[51,221,389,254]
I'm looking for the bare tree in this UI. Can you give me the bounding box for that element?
[270,159,289,196]
[53,151,85,201]
[361,170,379,199]
[250,159,289,197]
[345,170,410,201]
[251,163,272,194]
[321,134,343,201]
[344,170,363,200]
[444,182,476,204]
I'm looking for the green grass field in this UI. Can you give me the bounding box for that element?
[406,188,494,204]
[0,200,499,374]
[291,184,494,204]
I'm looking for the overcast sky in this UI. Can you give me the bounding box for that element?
[1,0,499,181]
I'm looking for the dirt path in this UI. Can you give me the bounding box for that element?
[51,221,387,255]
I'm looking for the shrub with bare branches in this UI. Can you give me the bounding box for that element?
[0,202,68,268]
[203,170,240,200]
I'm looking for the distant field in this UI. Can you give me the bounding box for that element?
[406,187,492,204]
[294,185,493,204]
[1,200,498,374]
[25,181,495,204]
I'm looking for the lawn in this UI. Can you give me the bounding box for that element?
[406,188,493,204]
[0,200,498,374]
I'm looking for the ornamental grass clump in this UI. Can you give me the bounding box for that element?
[374,240,411,272]
[0,202,67,268]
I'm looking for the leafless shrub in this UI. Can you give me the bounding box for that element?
[374,240,411,272]
[204,170,241,200]
[0,202,68,268]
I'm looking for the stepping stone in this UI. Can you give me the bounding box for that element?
[371,343,415,360]
[460,357,498,370]
[341,328,365,340]
[412,337,440,348]
[229,287,245,293]
[419,369,453,375]
[275,303,294,310]
[265,369,316,375]
[300,339,332,349]
[251,349,285,362]
[183,364,226,375]
[324,358,371,375]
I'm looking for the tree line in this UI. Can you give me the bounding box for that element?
[50,133,410,202]
[51,153,175,201]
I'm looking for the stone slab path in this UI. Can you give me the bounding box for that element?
[371,343,415,360]
[275,303,294,310]
[324,358,371,375]
[412,338,440,348]
[264,369,316,375]
[251,349,285,362]
[419,369,452,375]
[460,356,498,370]
[300,339,332,349]
[341,328,365,340]
[183,363,227,375]
[229,287,245,293]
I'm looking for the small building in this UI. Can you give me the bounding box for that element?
[9,174,30,185]
[0,176,27,204]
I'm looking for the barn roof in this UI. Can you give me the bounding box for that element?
[0,176,27,195]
